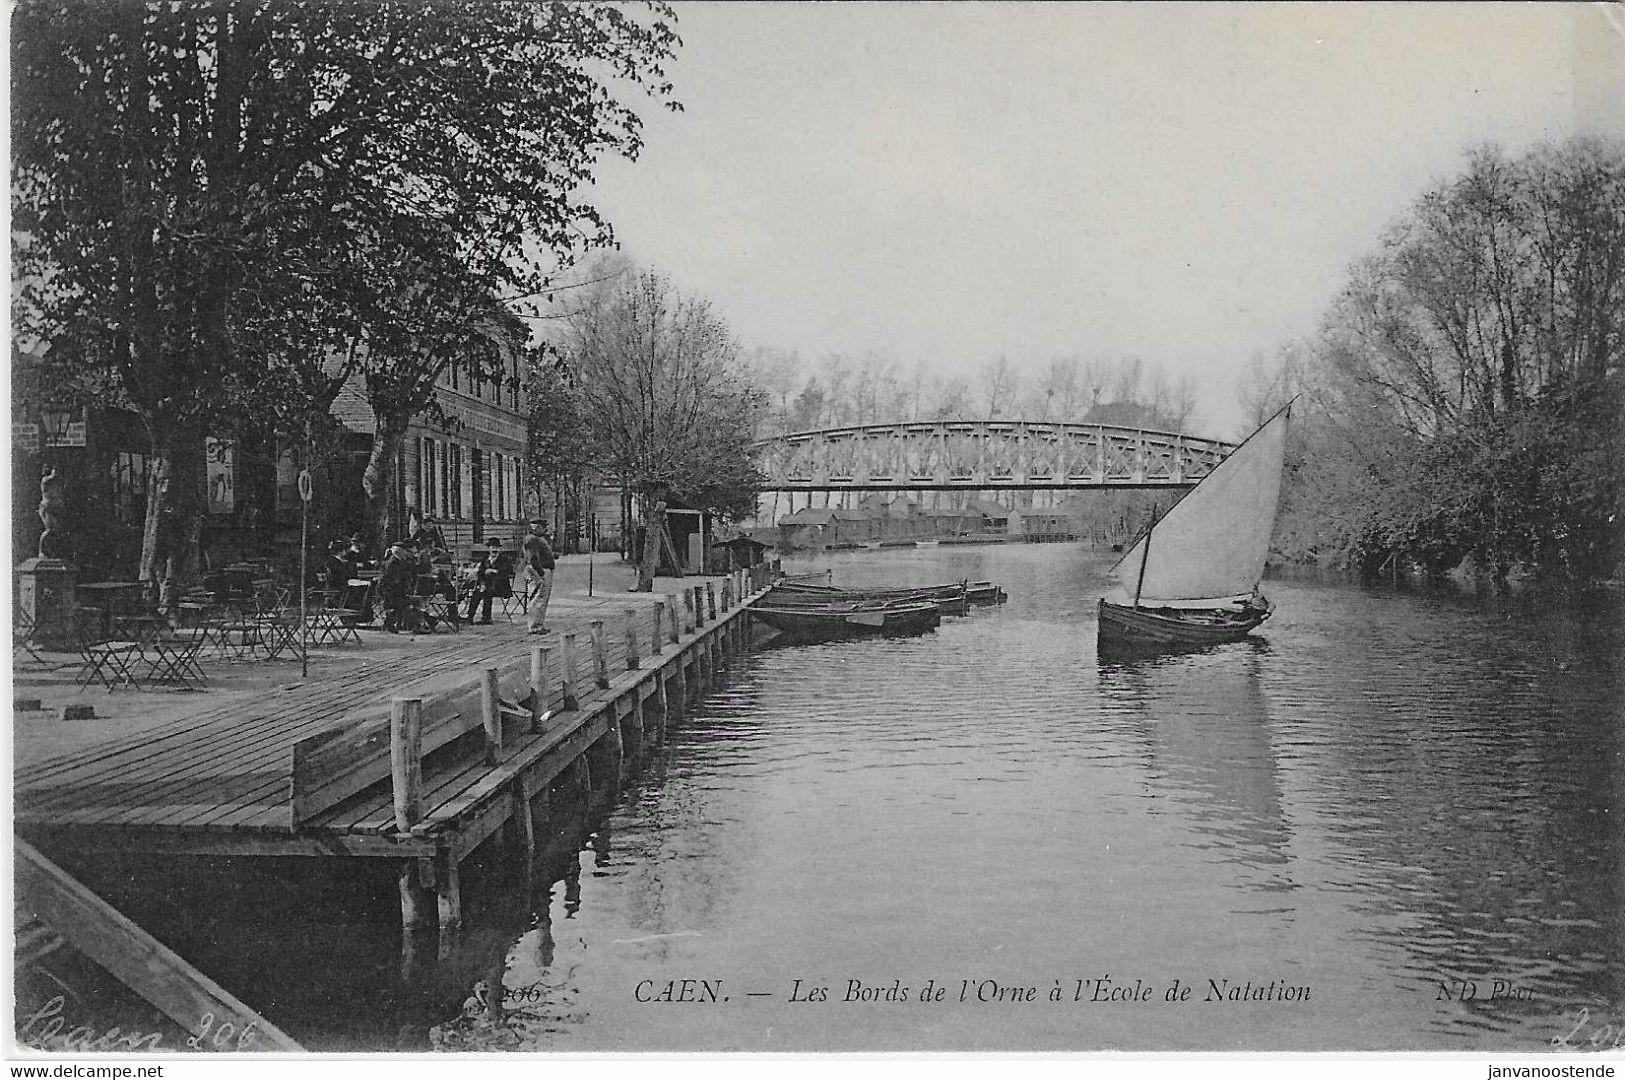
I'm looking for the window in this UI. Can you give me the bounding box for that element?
[510,355,521,410]
[420,437,439,518]
[494,452,507,520]
[450,361,460,392]
[448,444,463,518]
[482,453,496,522]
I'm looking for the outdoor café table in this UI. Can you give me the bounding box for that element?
[76,582,149,633]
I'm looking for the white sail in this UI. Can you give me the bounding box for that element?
[1109,405,1291,607]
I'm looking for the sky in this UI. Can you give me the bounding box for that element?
[589,2,1624,439]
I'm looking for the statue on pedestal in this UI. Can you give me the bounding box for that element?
[37,466,66,559]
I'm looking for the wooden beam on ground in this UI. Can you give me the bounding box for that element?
[15,839,304,1052]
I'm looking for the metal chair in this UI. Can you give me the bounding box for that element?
[13,606,50,668]
[71,610,144,691]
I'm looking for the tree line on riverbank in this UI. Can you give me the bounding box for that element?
[1243,138,1624,590]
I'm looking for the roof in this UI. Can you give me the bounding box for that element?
[779,508,839,526]
[968,499,1011,519]
[330,376,377,435]
[831,508,873,521]
[713,535,771,551]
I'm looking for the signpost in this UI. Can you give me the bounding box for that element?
[298,469,314,678]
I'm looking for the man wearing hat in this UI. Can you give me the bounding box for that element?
[378,537,420,633]
[521,518,556,634]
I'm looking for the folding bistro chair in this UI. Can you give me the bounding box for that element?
[72,610,144,691]
[13,606,50,668]
[142,624,208,689]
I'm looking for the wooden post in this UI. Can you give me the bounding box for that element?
[590,618,610,689]
[653,676,669,744]
[562,633,580,710]
[673,659,688,713]
[721,577,732,612]
[588,722,622,794]
[624,697,644,762]
[533,784,551,843]
[666,593,681,642]
[530,644,551,732]
[683,588,696,630]
[509,775,536,880]
[624,607,640,670]
[390,698,424,833]
[480,667,502,765]
[436,852,462,931]
[398,862,434,930]
[693,585,706,626]
[652,601,665,654]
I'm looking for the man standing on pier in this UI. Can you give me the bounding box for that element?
[523,518,556,634]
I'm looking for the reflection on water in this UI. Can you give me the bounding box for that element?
[34,546,1622,1052]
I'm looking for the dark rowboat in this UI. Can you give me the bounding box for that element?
[765,581,969,615]
[748,600,941,644]
[772,579,1007,610]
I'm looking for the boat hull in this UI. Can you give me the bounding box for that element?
[768,581,972,615]
[749,601,941,644]
[1096,598,1269,650]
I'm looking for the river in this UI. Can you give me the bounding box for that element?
[24,542,1623,1053]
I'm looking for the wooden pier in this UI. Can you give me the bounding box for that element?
[16,566,775,939]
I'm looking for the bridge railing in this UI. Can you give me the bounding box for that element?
[753,420,1236,490]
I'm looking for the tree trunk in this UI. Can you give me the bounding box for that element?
[362,411,409,557]
[139,423,208,606]
[636,494,665,593]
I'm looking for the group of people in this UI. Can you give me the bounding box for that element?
[321,519,557,636]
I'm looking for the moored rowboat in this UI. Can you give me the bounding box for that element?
[747,599,942,644]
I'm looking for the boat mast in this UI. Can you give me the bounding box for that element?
[1132,503,1156,610]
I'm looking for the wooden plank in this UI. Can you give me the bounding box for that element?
[19,823,439,859]
[17,598,696,842]
[289,664,534,827]
[15,839,305,1051]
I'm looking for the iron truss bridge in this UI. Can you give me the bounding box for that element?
[755,420,1238,491]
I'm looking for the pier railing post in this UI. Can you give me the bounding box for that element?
[721,578,732,612]
[480,666,502,764]
[530,645,550,732]
[624,608,640,670]
[652,601,665,654]
[561,633,581,710]
[707,583,717,621]
[693,585,706,626]
[590,619,609,689]
[682,588,695,631]
[666,594,681,643]
[390,698,424,833]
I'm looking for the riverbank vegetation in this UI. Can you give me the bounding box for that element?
[530,261,768,590]
[1244,138,1624,590]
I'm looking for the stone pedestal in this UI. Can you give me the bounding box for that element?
[15,557,76,650]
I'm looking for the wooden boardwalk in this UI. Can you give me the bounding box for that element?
[17,570,771,930]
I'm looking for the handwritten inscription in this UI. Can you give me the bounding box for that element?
[17,995,264,1053]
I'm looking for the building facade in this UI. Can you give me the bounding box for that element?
[331,353,531,558]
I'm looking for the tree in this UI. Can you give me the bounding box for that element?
[1273,139,1625,585]
[11,1,681,584]
[554,269,767,591]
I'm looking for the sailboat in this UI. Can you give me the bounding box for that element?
[1097,402,1292,651]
